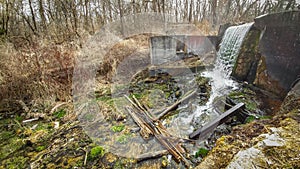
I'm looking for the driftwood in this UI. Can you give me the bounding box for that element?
[155,90,197,120]
[124,95,190,167]
[136,150,169,162]
[189,103,245,139]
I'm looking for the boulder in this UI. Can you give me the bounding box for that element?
[280,79,300,116]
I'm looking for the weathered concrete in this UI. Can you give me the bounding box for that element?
[232,11,300,98]
[150,36,177,65]
[150,35,218,65]
[254,11,300,98]
[231,26,261,83]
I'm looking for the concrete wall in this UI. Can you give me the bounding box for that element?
[231,11,300,98]
[150,35,218,65]
[150,36,177,65]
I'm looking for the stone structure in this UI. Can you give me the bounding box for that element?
[150,35,218,65]
[232,11,300,98]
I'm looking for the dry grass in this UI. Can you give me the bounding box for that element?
[0,41,77,109]
[0,34,150,116]
[98,34,150,81]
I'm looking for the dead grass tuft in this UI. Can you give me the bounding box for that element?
[0,41,76,109]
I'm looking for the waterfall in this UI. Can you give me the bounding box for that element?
[166,23,254,138]
[194,22,254,120]
[217,22,254,77]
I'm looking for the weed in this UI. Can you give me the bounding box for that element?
[111,124,125,132]
[53,109,67,119]
[116,134,130,144]
[36,145,46,152]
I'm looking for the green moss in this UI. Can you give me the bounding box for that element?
[104,97,127,107]
[261,118,300,168]
[113,160,125,169]
[36,145,46,152]
[15,115,23,122]
[130,93,143,100]
[36,123,53,131]
[0,131,14,142]
[2,156,29,169]
[116,134,131,144]
[228,88,258,111]
[0,137,24,160]
[111,124,125,132]
[89,146,105,159]
[96,96,112,102]
[53,109,67,118]
[228,91,245,98]
[195,147,209,158]
[195,75,210,86]
[245,101,257,111]
[245,115,256,123]
[259,115,272,120]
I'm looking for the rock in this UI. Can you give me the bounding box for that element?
[226,147,265,169]
[261,133,285,147]
[280,80,300,120]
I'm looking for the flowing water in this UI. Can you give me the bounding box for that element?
[195,22,254,114]
[99,23,254,159]
[168,22,254,138]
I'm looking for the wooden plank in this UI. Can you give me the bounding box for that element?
[189,103,245,139]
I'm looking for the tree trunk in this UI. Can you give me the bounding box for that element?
[38,0,47,31]
[28,0,38,32]
[118,0,124,36]
[188,0,193,22]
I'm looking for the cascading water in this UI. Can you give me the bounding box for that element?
[192,22,254,130]
[217,22,255,77]
[166,23,254,138]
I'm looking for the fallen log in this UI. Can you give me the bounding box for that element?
[124,95,191,168]
[132,95,155,119]
[156,90,197,120]
[125,106,152,139]
[189,103,245,139]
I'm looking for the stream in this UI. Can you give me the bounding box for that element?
[92,22,254,164]
[167,22,254,140]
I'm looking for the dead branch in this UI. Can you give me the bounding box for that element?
[156,90,197,120]
[124,95,191,168]
[136,150,168,162]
